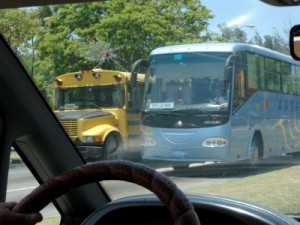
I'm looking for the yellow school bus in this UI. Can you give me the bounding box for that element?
[52,69,144,161]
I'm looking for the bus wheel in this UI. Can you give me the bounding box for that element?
[103,134,122,160]
[249,137,262,165]
[291,152,300,160]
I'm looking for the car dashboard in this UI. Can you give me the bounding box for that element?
[82,194,300,225]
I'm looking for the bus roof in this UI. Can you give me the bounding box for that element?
[55,69,145,83]
[91,69,145,83]
[150,42,300,65]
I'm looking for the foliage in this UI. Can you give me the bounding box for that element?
[0,2,291,97]
[0,9,39,74]
[260,29,289,55]
[0,9,39,51]
[214,23,289,54]
[34,3,106,80]
[96,0,213,70]
[217,23,248,43]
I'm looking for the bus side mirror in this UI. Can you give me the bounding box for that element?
[130,72,137,87]
[224,67,232,81]
[131,59,149,87]
[290,25,300,61]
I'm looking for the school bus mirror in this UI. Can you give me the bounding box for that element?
[290,24,300,60]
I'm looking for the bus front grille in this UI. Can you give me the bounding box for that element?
[162,131,196,144]
[60,119,78,136]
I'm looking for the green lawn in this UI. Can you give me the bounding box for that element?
[186,165,300,214]
[37,217,60,225]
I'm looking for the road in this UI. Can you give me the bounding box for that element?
[7,163,238,219]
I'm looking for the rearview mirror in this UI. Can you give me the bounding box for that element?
[289,25,300,60]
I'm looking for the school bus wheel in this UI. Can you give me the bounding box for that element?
[103,132,123,160]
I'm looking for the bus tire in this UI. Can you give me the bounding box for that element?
[249,134,263,165]
[103,133,123,160]
[291,152,300,160]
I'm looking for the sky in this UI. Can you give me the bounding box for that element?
[201,0,300,39]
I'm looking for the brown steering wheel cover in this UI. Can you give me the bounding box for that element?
[12,160,200,225]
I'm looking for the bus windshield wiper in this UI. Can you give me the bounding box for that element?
[174,107,209,115]
[146,111,187,117]
[173,107,220,120]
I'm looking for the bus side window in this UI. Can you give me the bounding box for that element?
[233,69,246,111]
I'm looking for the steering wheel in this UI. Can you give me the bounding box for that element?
[12,160,200,225]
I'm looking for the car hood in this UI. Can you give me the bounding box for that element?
[55,110,112,120]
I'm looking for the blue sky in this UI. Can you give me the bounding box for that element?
[201,0,300,38]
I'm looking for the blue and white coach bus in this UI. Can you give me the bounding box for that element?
[131,42,300,170]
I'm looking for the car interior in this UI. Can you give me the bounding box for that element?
[1,0,300,224]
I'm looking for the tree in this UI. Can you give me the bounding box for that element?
[215,23,290,55]
[0,9,38,50]
[32,0,213,84]
[216,23,247,43]
[96,0,213,70]
[0,9,39,75]
[252,28,289,54]
[34,3,106,80]
[252,31,263,46]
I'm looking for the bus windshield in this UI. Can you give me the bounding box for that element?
[145,52,232,114]
[54,85,123,110]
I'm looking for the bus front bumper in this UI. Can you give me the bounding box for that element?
[141,146,230,163]
[77,145,104,161]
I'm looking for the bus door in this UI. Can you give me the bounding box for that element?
[126,81,144,154]
[231,68,250,160]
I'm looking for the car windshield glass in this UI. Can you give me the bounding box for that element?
[2,0,300,220]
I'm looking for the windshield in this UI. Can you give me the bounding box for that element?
[145,52,231,113]
[3,0,300,223]
[54,85,123,110]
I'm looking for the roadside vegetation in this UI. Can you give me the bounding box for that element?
[187,165,300,214]
[0,0,290,103]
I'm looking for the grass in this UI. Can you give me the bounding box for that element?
[185,165,300,214]
[37,217,61,225]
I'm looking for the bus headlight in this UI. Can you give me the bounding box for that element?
[142,136,157,146]
[82,136,102,143]
[202,138,228,148]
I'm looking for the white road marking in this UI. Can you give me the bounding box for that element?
[7,186,37,192]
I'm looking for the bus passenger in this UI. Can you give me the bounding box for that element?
[211,87,227,105]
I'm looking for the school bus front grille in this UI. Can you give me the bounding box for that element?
[60,119,78,136]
